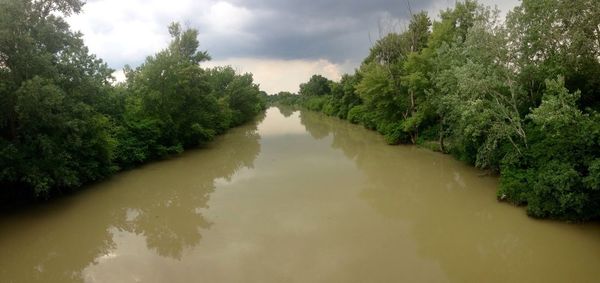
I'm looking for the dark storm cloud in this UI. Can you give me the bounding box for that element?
[201,0,440,63]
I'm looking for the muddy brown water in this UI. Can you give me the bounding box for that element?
[1,107,599,283]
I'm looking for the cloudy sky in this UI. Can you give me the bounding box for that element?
[67,0,519,94]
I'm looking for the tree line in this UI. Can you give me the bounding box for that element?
[0,0,266,204]
[271,0,600,221]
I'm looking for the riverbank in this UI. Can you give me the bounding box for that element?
[273,101,598,222]
[2,106,599,282]
[0,111,267,211]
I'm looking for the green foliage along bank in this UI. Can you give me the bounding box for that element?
[272,0,600,221]
[0,0,266,204]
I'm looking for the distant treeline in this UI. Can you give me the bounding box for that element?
[0,0,266,203]
[271,0,600,221]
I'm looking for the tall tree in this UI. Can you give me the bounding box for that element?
[299,74,332,97]
[507,0,600,109]
[0,0,114,197]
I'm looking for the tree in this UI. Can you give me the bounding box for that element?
[0,0,114,197]
[407,11,432,53]
[506,0,600,109]
[299,74,332,97]
[499,77,600,220]
[122,23,222,161]
[327,74,361,119]
[206,66,265,126]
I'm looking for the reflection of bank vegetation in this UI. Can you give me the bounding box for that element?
[0,122,262,282]
[296,107,600,283]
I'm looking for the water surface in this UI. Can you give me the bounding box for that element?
[1,107,599,282]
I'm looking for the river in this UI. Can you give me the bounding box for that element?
[1,107,599,283]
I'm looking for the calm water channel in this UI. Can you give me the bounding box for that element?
[1,107,599,283]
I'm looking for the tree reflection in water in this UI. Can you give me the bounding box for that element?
[0,118,262,282]
[297,108,600,283]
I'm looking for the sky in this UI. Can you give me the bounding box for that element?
[67,0,520,94]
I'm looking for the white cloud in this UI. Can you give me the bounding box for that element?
[203,1,253,33]
[111,70,126,84]
[203,58,350,94]
[67,0,254,68]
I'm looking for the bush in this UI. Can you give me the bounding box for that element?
[322,99,340,116]
[527,161,586,219]
[377,120,410,145]
[303,96,328,111]
[347,105,367,124]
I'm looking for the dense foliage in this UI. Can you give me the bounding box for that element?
[272,0,600,221]
[0,0,265,203]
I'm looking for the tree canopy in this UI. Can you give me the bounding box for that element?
[0,1,266,203]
